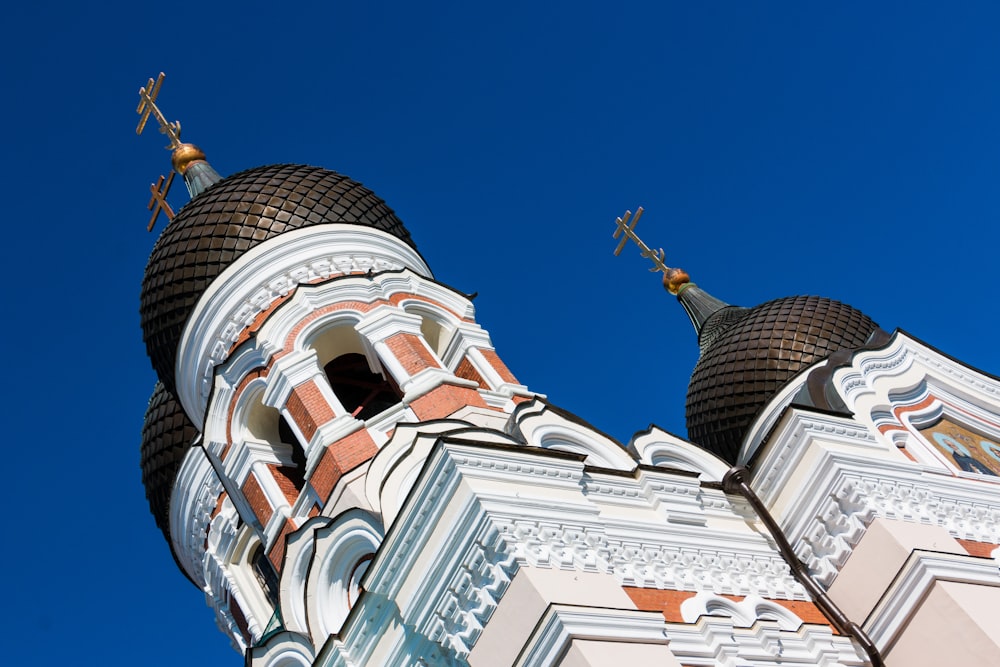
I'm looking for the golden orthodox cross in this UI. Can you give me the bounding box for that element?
[136,72,183,231]
[136,72,182,148]
[613,207,668,273]
[146,172,176,231]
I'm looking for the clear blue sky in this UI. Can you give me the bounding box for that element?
[3,2,999,664]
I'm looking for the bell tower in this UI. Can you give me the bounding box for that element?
[137,75,532,652]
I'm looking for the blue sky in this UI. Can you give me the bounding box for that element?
[4,2,1000,664]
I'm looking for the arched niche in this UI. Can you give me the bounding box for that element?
[399,301,458,360]
[279,517,332,636]
[510,400,635,471]
[629,428,730,481]
[236,384,306,492]
[227,526,282,642]
[304,509,384,645]
[303,316,403,422]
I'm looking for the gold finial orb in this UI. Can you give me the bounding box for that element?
[663,267,690,295]
[171,143,207,174]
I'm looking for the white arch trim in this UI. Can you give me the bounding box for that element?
[511,401,635,471]
[630,427,730,481]
[304,509,384,646]
[680,591,803,631]
[176,224,431,429]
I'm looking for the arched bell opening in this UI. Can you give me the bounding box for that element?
[323,353,402,421]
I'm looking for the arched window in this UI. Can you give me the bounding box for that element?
[402,303,456,359]
[277,415,306,491]
[324,353,402,421]
[305,510,384,640]
[242,392,306,493]
[251,544,281,609]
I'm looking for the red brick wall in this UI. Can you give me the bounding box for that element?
[455,356,488,388]
[479,349,518,384]
[271,464,302,502]
[268,518,297,571]
[308,429,378,501]
[410,383,488,420]
[958,538,998,558]
[286,379,335,441]
[242,473,273,526]
[385,332,441,375]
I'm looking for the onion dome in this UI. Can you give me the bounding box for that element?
[669,271,880,463]
[140,382,199,542]
[140,163,418,393]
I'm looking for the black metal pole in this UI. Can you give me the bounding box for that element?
[722,467,885,667]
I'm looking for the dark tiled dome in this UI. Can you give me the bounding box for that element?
[140,382,199,542]
[140,164,417,392]
[685,295,878,463]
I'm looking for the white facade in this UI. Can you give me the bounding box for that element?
[151,188,1000,667]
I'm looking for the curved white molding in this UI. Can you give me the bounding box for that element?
[680,591,802,631]
[305,510,384,647]
[510,401,635,471]
[397,299,459,358]
[281,517,332,636]
[176,225,432,428]
[170,444,223,587]
[251,272,475,359]
[837,333,1000,428]
[223,529,276,640]
[204,494,247,651]
[630,427,730,481]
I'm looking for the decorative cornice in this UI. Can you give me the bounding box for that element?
[439,321,493,370]
[664,615,866,666]
[751,409,881,508]
[836,333,1000,416]
[303,433,848,665]
[170,444,224,587]
[765,448,1000,586]
[354,306,425,343]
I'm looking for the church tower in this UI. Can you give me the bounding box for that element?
[137,76,1000,666]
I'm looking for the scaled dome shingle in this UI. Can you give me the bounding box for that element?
[685,295,879,463]
[140,381,199,543]
[140,164,417,392]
